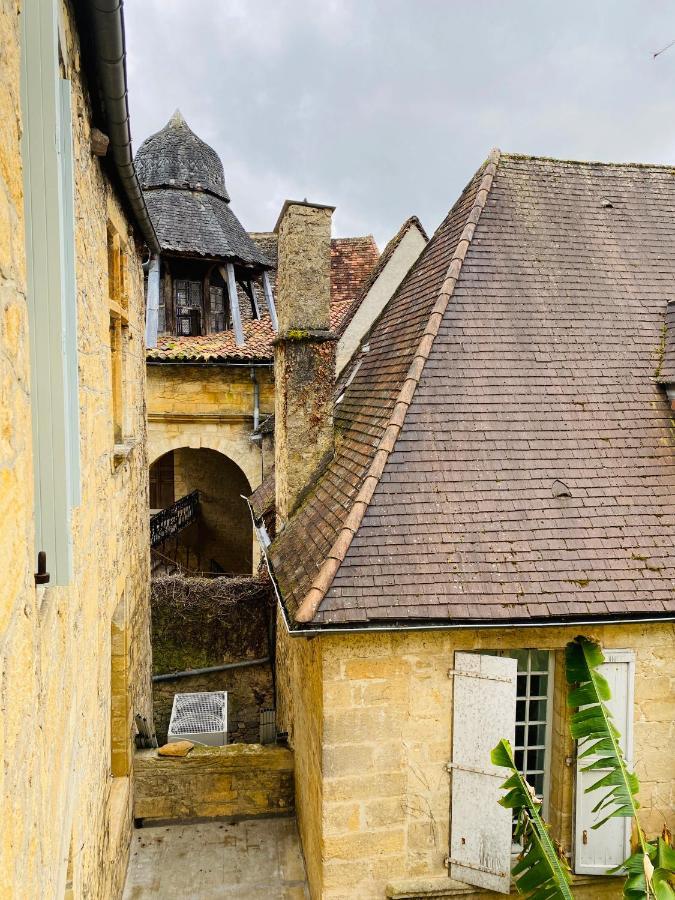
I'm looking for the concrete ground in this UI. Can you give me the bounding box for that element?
[123,817,309,899]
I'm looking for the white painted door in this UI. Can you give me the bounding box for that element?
[449,652,518,893]
[574,649,635,875]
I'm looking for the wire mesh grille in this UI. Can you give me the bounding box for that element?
[169,691,227,735]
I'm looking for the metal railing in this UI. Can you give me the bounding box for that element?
[150,490,199,547]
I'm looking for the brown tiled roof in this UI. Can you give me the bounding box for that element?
[330,236,380,332]
[147,234,379,363]
[268,152,675,628]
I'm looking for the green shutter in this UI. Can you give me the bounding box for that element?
[20,0,78,584]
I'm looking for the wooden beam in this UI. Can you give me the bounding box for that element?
[221,263,244,346]
[262,271,278,333]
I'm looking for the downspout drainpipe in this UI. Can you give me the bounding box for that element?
[153,657,270,683]
[251,366,260,432]
[87,0,160,254]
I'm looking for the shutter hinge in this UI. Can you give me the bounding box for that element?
[446,761,503,778]
[448,668,513,684]
[444,857,509,879]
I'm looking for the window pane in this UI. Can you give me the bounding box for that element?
[528,699,547,722]
[532,773,545,796]
[527,722,547,746]
[515,724,525,748]
[511,650,529,671]
[529,673,548,696]
[515,749,524,770]
[516,700,526,721]
[529,650,549,672]
[527,748,546,770]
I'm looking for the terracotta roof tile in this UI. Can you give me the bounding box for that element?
[147,234,379,363]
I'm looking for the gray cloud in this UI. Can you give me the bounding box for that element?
[124,0,675,247]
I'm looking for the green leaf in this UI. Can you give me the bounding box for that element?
[565,637,641,832]
[491,739,574,899]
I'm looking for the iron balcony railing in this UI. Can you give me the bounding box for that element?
[150,490,199,547]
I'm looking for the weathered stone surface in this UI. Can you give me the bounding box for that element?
[0,3,152,897]
[278,621,675,899]
[133,744,295,822]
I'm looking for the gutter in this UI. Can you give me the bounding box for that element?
[86,0,160,253]
[244,495,675,637]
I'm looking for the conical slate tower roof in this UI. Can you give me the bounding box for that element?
[134,110,269,267]
[135,109,230,200]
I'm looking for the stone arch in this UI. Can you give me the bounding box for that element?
[148,431,261,494]
[149,447,254,575]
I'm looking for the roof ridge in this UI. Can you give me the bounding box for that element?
[294,148,501,623]
[501,152,675,172]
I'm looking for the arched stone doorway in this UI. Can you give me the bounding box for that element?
[150,448,253,575]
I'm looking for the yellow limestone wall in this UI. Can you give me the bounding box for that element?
[147,363,274,489]
[277,621,674,899]
[0,2,152,897]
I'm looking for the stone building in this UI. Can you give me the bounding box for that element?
[1,1,156,896]
[251,155,675,898]
[137,113,426,575]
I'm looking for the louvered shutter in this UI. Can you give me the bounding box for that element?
[450,652,517,893]
[574,649,635,875]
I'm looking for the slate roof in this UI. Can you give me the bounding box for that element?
[147,234,380,363]
[135,111,270,267]
[266,151,675,628]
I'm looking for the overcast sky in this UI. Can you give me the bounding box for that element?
[125,1,675,247]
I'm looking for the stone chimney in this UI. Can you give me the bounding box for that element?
[274,201,336,527]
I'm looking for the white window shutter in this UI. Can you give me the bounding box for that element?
[450,652,518,893]
[574,649,635,875]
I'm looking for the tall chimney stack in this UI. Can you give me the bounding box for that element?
[274,200,336,527]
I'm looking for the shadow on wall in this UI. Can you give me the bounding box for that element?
[150,447,253,574]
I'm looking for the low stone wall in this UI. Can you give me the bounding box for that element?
[133,744,294,823]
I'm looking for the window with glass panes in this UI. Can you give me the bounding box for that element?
[175,279,202,335]
[209,285,227,332]
[484,649,554,815]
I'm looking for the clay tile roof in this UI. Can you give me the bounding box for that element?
[330,236,380,332]
[267,151,675,629]
[148,233,380,363]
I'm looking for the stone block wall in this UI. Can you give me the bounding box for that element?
[276,607,325,896]
[0,2,152,897]
[133,744,295,822]
[277,621,674,899]
[147,363,274,491]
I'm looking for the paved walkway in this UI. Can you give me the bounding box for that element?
[123,817,309,899]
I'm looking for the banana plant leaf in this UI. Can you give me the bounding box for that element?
[564,636,640,830]
[491,739,574,899]
[617,836,675,900]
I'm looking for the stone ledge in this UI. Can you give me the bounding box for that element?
[386,873,623,899]
[134,743,294,822]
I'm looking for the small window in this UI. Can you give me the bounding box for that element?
[175,279,202,335]
[107,223,128,312]
[109,315,125,444]
[210,285,227,332]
